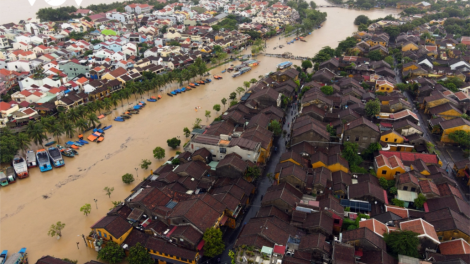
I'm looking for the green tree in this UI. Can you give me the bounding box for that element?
[383,231,420,258]
[97,241,126,264]
[448,130,470,149]
[230,100,238,107]
[213,104,221,114]
[80,204,91,216]
[140,159,152,170]
[48,221,65,238]
[301,60,313,71]
[384,56,394,66]
[342,142,363,167]
[26,122,47,146]
[236,87,245,98]
[354,15,370,25]
[326,124,336,137]
[193,118,202,129]
[221,98,227,108]
[368,50,383,61]
[246,166,261,179]
[205,110,211,120]
[16,132,31,154]
[362,142,382,160]
[153,147,165,159]
[203,227,225,258]
[104,186,114,198]
[392,198,405,207]
[268,120,282,137]
[128,242,153,264]
[320,85,334,95]
[122,173,135,184]
[229,92,237,101]
[183,127,191,137]
[171,158,180,166]
[167,137,181,149]
[365,99,380,117]
[414,193,427,209]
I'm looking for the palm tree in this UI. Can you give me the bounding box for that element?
[16,132,31,154]
[250,78,257,85]
[95,99,105,114]
[75,118,88,133]
[87,113,100,128]
[57,112,67,126]
[151,77,159,94]
[50,123,65,142]
[27,122,47,147]
[122,88,131,105]
[110,93,119,109]
[67,108,79,124]
[76,105,87,118]
[86,101,97,114]
[63,121,75,138]
[40,116,54,135]
[103,98,112,112]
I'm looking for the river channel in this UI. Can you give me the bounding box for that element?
[0,1,399,262]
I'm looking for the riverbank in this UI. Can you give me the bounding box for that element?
[0,3,399,262]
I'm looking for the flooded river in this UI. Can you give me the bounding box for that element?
[0,1,399,262]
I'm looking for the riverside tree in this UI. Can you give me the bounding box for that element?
[203,227,225,257]
[153,147,165,159]
[80,204,91,216]
[221,98,227,108]
[183,127,191,137]
[213,104,221,114]
[104,186,114,198]
[140,159,152,170]
[205,110,211,120]
[48,221,66,238]
[128,243,154,264]
[97,241,126,264]
[167,137,181,149]
[122,173,135,184]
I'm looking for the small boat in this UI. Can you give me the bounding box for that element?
[66,141,77,146]
[36,149,52,172]
[104,111,112,115]
[78,134,84,140]
[72,141,83,147]
[158,95,162,99]
[114,117,125,122]
[26,150,37,168]
[129,110,139,114]
[147,98,156,102]
[104,125,112,130]
[221,70,226,73]
[98,114,105,119]
[181,88,187,92]
[88,134,98,142]
[70,149,79,156]
[121,115,131,119]
[186,86,191,91]
[45,141,56,147]
[66,144,80,150]
[5,248,27,264]
[205,78,212,83]
[0,250,7,264]
[47,147,65,168]
[167,93,173,97]
[198,80,205,85]
[6,167,16,184]
[189,83,196,87]
[193,82,199,86]
[0,172,8,186]
[78,139,89,144]
[97,137,104,143]
[214,76,222,80]
[57,145,75,158]
[93,128,104,134]
[12,155,28,179]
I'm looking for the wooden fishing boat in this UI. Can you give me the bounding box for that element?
[45,141,56,147]
[47,147,65,168]
[36,149,52,172]
[121,114,131,119]
[97,137,105,143]
[0,172,8,186]
[189,83,196,87]
[198,80,205,85]
[12,155,28,179]
[0,250,8,264]
[6,167,16,184]
[104,111,112,115]
[26,150,37,168]
[4,248,27,264]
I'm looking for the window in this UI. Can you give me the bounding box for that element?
[355,137,359,142]
[411,187,416,192]
[219,147,226,153]
[382,170,387,175]
[363,137,368,141]
[334,218,340,224]
[403,186,408,191]
[371,137,376,143]
[346,136,350,141]
[104,233,107,238]
[385,138,389,142]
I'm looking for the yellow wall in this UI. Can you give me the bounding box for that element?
[441,125,470,143]
[403,64,418,72]
[101,73,116,81]
[312,161,327,169]
[327,163,349,173]
[436,230,470,243]
[94,227,133,245]
[381,132,405,144]
[280,158,301,166]
[425,98,450,113]
[402,43,419,52]
[437,109,462,120]
[366,40,386,47]
[377,166,405,180]
[376,83,395,93]
[150,249,199,264]
[386,145,414,152]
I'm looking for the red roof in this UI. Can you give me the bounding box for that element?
[76,77,88,84]
[439,238,470,255]
[0,101,12,111]
[400,219,440,244]
[379,151,439,164]
[273,245,286,255]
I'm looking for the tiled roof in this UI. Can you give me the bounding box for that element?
[379,151,440,165]
[439,238,470,255]
[91,215,132,238]
[439,117,470,130]
[385,205,409,218]
[342,227,387,251]
[345,116,379,132]
[169,198,221,233]
[397,172,419,185]
[424,208,470,237]
[216,153,247,172]
[348,182,386,204]
[437,183,463,199]
[426,195,470,218]
[419,180,440,195]
[399,218,440,244]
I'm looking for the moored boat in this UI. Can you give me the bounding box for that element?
[45,141,56,147]
[104,125,112,130]
[6,167,16,184]
[26,150,37,168]
[47,147,65,168]
[4,248,27,264]
[37,149,52,172]
[12,155,28,179]
[198,80,205,85]
[0,250,7,264]
[147,98,157,102]
[57,145,75,158]
[0,172,8,186]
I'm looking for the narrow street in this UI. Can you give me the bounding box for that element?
[208,103,297,264]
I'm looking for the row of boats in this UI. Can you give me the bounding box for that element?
[0,248,28,264]
[0,124,113,186]
[115,101,148,122]
[167,79,214,97]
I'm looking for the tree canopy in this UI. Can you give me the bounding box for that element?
[384,231,420,258]
[128,242,154,264]
[354,15,370,25]
[97,241,126,264]
[203,227,225,257]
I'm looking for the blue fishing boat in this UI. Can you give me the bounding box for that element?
[72,141,83,147]
[114,117,125,122]
[133,105,141,110]
[45,141,56,147]
[171,91,177,95]
[222,70,226,73]
[194,82,199,86]
[205,79,211,83]
[37,149,52,172]
[66,141,77,146]
[47,147,65,168]
[5,248,27,264]
[104,125,112,130]
[78,139,89,144]
[0,250,7,264]
[147,98,157,102]
[167,93,173,97]
[181,87,186,92]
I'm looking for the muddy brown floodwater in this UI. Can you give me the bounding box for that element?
[0,1,398,262]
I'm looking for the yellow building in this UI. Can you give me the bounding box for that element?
[453,159,470,186]
[375,154,406,180]
[439,117,470,143]
[403,62,419,72]
[410,159,431,175]
[311,152,349,173]
[375,79,395,93]
[89,215,133,245]
[428,103,462,120]
[402,42,419,52]
[146,236,200,264]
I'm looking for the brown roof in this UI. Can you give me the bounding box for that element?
[399,218,440,243]
[241,126,273,149]
[424,208,470,237]
[437,183,463,199]
[280,164,307,183]
[440,117,470,130]
[348,182,386,204]
[298,233,331,254]
[419,180,440,196]
[91,215,132,238]
[342,227,387,251]
[358,218,389,237]
[236,216,295,248]
[205,120,235,136]
[169,198,221,232]
[359,250,395,264]
[122,228,149,248]
[302,211,333,234]
[170,224,203,245]
[262,185,301,209]
[173,161,207,179]
[397,172,419,186]
[229,137,259,150]
[191,147,211,160]
[280,151,303,165]
[256,205,291,222]
[426,195,470,218]
[345,116,379,132]
[247,113,270,129]
[393,119,423,132]
[439,239,470,255]
[292,115,330,139]
[289,141,315,156]
[429,102,462,116]
[216,153,247,172]
[109,67,127,77]
[332,242,355,264]
[146,237,198,260]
